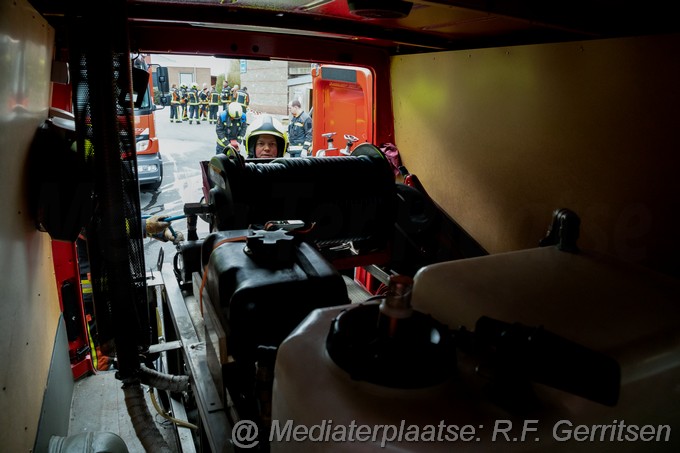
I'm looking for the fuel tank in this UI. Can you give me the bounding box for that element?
[202,229,350,364]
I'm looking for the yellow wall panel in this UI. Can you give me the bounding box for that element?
[391,34,680,274]
[0,1,60,452]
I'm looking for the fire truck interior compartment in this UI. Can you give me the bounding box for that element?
[6,0,680,452]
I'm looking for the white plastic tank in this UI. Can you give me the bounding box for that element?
[272,246,680,452]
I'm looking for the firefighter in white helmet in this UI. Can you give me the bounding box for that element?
[216,102,247,155]
[244,115,289,159]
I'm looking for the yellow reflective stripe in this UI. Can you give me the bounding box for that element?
[86,319,98,370]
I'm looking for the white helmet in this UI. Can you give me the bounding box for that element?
[228,102,242,120]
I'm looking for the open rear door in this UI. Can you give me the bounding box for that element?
[311,65,373,155]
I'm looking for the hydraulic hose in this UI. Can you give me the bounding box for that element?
[138,363,190,393]
[123,382,173,453]
[122,366,190,451]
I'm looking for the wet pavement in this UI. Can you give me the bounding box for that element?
[140,105,213,268]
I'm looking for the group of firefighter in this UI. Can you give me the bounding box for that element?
[169,81,249,126]
[168,79,312,158]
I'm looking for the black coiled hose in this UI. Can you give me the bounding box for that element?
[208,155,396,248]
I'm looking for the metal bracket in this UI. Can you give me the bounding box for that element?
[539,208,581,253]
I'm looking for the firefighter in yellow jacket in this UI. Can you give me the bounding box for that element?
[209,86,220,125]
[179,84,188,122]
[187,82,200,124]
[170,84,181,123]
[220,81,231,111]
